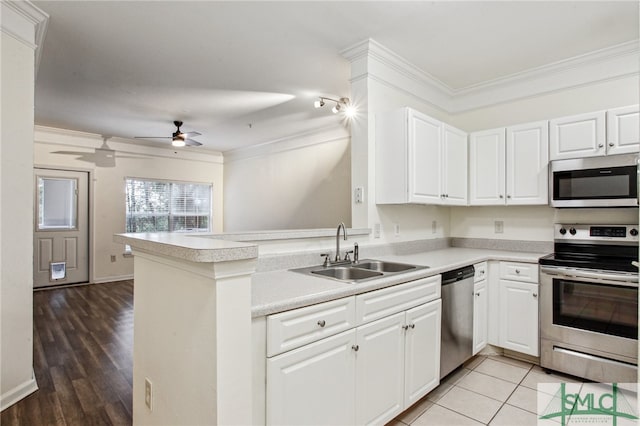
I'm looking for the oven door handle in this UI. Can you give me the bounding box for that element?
[540,266,639,287]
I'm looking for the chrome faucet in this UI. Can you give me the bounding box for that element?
[335,222,347,262]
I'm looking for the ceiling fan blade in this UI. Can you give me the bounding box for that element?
[182,131,201,138]
[134,136,172,139]
[184,139,203,147]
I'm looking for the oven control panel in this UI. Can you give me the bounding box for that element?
[554,224,639,242]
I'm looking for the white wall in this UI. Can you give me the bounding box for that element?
[1,11,39,409]
[450,75,640,241]
[223,126,351,232]
[34,127,224,283]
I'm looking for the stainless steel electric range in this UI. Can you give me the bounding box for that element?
[539,224,639,383]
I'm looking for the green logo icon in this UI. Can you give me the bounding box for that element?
[539,383,638,426]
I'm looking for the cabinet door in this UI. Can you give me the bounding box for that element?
[469,128,506,205]
[355,312,405,426]
[506,121,549,205]
[549,111,605,160]
[498,280,539,357]
[607,105,640,155]
[267,330,356,425]
[442,124,468,205]
[404,299,441,407]
[472,280,487,355]
[408,110,442,204]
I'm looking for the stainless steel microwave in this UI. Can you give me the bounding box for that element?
[550,154,638,207]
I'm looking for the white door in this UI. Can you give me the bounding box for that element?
[498,280,539,356]
[442,125,468,205]
[266,329,357,426]
[408,110,441,204]
[506,121,549,205]
[34,169,89,287]
[404,299,441,407]
[469,128,506,205]
[607,105,640,155]
[472,280,488,355]
[355,312,405,426]
[549,111,606,160]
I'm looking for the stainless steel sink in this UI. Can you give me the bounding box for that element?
[311,266,383,280]
[292,259,428,283]
[352,260,417,273]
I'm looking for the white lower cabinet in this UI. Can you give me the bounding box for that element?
[266,277,442,426]
[266,329,357,425]
[472,279,487,355]
[355,312,406,425]
[498,279,539,356]
[403,299,441,407]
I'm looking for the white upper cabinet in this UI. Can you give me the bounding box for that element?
[506,121,549,205]
[469,128,506,205]
[442,125,469,205]
[549,111,606,160]
[376,107,468,205]
[607,105,640,155]
[470,122,549,206]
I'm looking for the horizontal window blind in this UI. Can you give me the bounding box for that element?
[125,178,211,233]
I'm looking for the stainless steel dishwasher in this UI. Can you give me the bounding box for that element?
[440,265,475,379]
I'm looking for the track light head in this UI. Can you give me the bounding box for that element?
[332,103,341,114]
[314,99,325,108]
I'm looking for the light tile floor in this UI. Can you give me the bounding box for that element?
[390,354,580,426]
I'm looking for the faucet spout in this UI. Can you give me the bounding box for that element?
[335,222,347,262]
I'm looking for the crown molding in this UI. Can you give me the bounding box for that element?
[224,124,350,163]
[450,40,640,113]
[1,1,49,74]
[341,38,452,112]
[342,38,640,114]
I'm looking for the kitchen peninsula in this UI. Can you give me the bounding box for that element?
[117,230,549,425]
[114,232,258,425]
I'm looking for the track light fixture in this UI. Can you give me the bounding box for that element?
[314,96,355,117]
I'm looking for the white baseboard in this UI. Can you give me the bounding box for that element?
[92,274,134,284]
[1,372,38,412]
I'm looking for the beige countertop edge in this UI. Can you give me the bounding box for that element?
[113,233,259,263]
[251,248,546,318]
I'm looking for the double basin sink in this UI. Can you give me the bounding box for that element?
[292,259,429,283]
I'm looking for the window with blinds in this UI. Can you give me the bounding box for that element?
[125,178,212,233]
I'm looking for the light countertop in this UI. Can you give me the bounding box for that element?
[114,232,258,263]
[251,247,545,317]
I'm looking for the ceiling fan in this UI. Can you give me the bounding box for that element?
[135,120,203,147]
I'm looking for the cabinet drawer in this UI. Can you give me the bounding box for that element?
[499,262,538,283]
[267,297,356,357]
[356,275,441,325]
[473,262,488,282]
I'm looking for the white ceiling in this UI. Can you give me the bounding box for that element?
[33,1,639,152]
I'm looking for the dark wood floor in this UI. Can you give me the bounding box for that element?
[1,281,134,426]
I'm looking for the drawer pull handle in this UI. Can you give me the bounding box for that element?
[352,345,359,352]
[402,325,409,330]
[409,324,415,329]
[475,292,481,296]
[515,269,521,274]
[317,320,326,328]
[533,293,538,298]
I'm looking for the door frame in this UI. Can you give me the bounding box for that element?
[34,165,94,285]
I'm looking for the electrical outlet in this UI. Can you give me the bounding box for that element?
[110,255,116,263]
[145,378,153,410]
[432,220,437,234]
[393,223,400,237]
[354,187,364,204]
[494,220,504,234]
[373,223,381,238]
